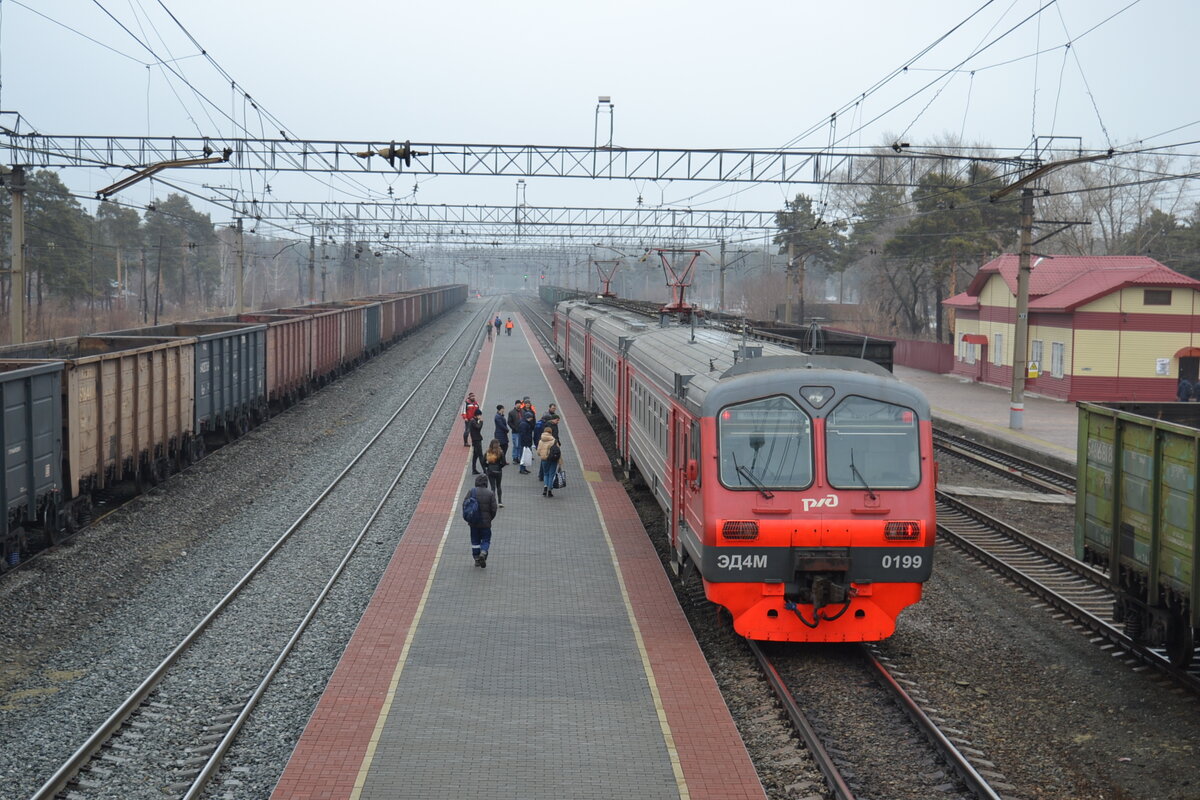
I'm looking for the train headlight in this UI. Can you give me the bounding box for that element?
[722,521,759,541]
[884,521,921,541]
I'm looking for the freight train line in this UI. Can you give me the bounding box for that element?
[936,492,1200,692]
[748,640,1007,800]
[30,301,499,800]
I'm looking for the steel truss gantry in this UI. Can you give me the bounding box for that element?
[227,201,776,243]
[1,133,1028,186]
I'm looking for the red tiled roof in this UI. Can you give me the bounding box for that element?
[948,254,1200,311]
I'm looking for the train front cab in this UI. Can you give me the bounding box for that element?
[674,376,936,642]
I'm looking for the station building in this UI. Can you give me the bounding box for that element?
[944,254,1200,401]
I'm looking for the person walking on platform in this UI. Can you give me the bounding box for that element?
[484,320,492,341]
[462,392,479,447]
[517,411,535,474]
[507,401,524,464]
[505,317,514,336]
[494,316,503,336]
[493,404,510,461]
[537,427,561,497]
[463,474,498,568]
[484,439,507,508]
[1179,377,1194,402]
[468,408,486,474]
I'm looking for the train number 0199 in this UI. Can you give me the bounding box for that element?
[881,554,923,570]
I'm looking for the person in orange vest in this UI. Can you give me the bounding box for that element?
[505,317,514,336]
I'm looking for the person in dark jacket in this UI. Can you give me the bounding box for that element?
[493,404,510,461]
[484,439,507,508]
[465,474,498,568]
[1179,377,1194,402]
[517,411,535,473]
[468,408,486,474]
[507,401,524,464]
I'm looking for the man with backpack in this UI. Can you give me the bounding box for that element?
[462,474,498,568]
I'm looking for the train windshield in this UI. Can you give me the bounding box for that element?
[718,396,813,490]
[825,396,921,490]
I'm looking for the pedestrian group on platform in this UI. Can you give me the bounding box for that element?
[459,330,566,568]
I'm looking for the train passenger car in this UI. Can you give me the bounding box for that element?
[1077,401,1200,666]
[554,299,937,642]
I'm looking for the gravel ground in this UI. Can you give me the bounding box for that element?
[565,365,1199,800]
[0,302,490,800]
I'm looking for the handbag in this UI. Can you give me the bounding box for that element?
[520,448,533,469]
[553,467,566,489]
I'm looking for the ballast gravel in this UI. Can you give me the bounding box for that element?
[0,304,488,800]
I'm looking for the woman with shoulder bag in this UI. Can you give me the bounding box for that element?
[536,429,561,497]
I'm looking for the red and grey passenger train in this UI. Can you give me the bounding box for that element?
[553,300,937,642]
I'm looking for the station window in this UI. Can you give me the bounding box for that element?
[1051,342,1065,378]
[1031,339,1043,371]
[1144,289,1172,306]
[993,333,1004,366]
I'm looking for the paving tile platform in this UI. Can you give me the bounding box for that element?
[270,303,765,800]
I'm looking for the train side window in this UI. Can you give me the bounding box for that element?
[718,395,813,490]
[825,395,920,490]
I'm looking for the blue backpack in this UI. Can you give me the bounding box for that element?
[534,419,546,440]
[462,488,483,525]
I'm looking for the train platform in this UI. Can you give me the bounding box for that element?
[270,308,765,800]
[894,365,1079,471]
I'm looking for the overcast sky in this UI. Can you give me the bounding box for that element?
[1,0,1195,232]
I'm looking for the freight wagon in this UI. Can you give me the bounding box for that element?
[106,322,268,443]
[0,284,467,570]
[0,335,197,528]
[1076,401,1200,666]
[1,362,64,565]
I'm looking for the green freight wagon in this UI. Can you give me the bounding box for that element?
[1076,401,1200,666]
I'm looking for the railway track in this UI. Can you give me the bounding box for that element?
[933,429,1076,495]
[31,302,498,800]
[935,491,1200,691]
[749,640,1008,800]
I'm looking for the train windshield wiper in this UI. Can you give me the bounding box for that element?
[734,456,774,499]
[849,449,877,500]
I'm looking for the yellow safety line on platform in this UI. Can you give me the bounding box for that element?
[521,313,690,800]
[349,314,497,799]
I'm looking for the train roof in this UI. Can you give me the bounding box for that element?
[558,299,927,418]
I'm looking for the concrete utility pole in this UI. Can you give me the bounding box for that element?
[8,166,26,344]
[235,218,246,313]
[990,149,1112,430]
[1009,188,1035,430]
[307,235,315,303]
[784,240,794,324]
[718,238,727,313]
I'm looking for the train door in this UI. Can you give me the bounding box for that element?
[670,409,688,552]
[583,318,594,410]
